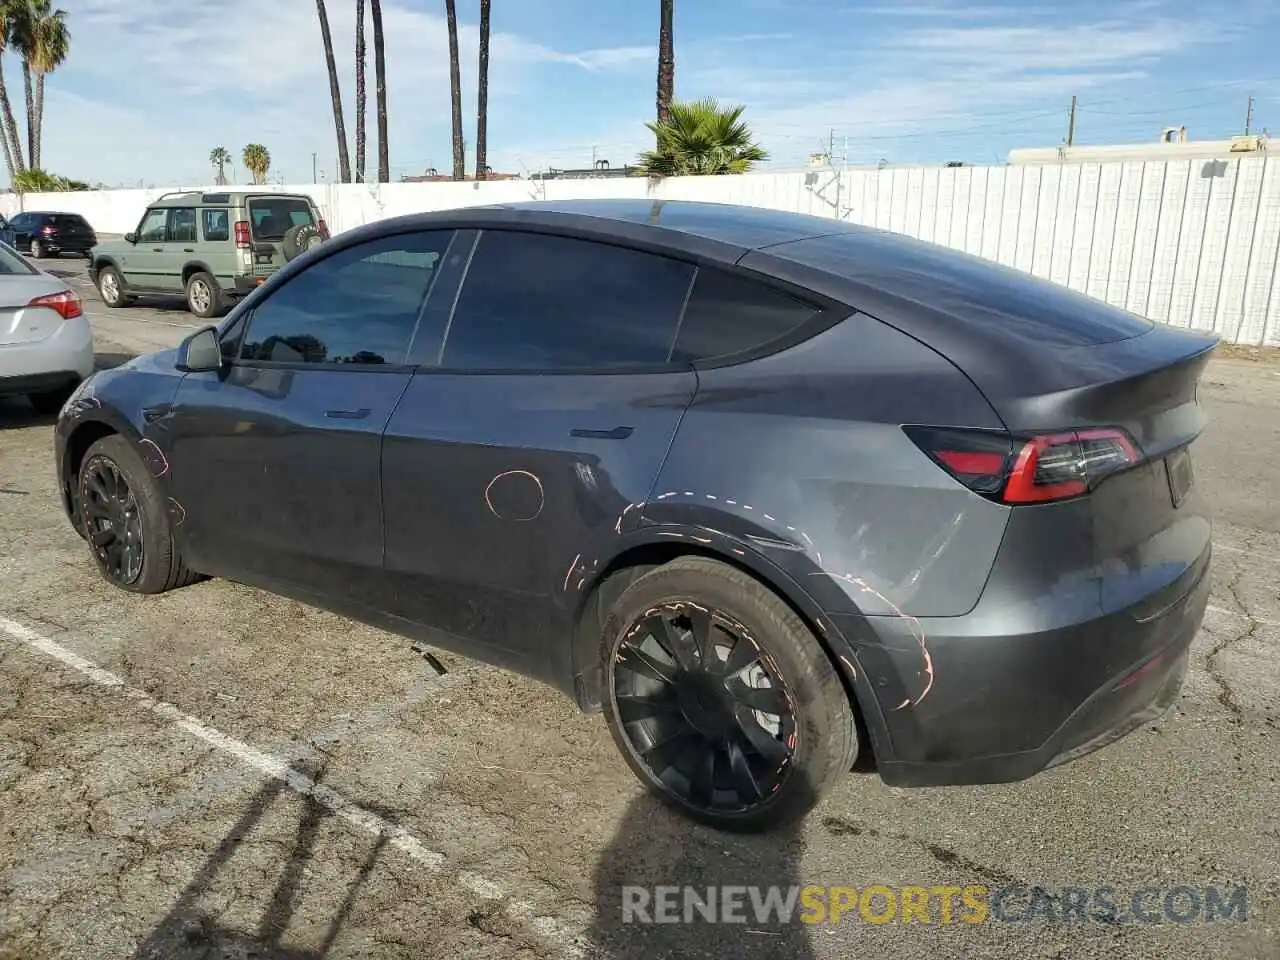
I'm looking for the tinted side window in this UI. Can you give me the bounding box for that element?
[671,268,820,364]
[138,209,168,243]
[202,209,229,242]
[441,230,693,371]
[169,208,197,243]
[238,230,452,366]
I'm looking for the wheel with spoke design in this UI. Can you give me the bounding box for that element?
[77,435,204,594]
[601,556,858,832]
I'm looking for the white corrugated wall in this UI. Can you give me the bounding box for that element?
[4,157,1279,344]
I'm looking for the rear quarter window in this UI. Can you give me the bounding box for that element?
[672,268,820,364]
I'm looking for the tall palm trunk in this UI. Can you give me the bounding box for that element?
[21,60,34,169]
[315,0,351,183]
[355,0,367,183]
[33,71,44,170]
[475,0,490,180]
[445,0,464,180]
[0,53,25,177]
[657,0,674,125]
[371,0,389,182]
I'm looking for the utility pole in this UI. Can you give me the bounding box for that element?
[312,153,318,184]
[1067,95,1077,146]
[1245,95,1254,135]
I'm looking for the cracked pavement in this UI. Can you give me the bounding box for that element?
[1,261,1278,959]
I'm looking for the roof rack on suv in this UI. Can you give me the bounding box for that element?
[150,190,194,205]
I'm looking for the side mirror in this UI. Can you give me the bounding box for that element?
[176,325,223,373]
[124,232,136,244]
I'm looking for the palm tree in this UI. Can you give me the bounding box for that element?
[656,0,674,126]
[242,143,271,185]
[209,146,231,186]
[475,0,490,180]
[0,2,27,178]
[637,98,767,176]
[13,0,67,171]
[314,0,351,182]
[370,0,388,181]
[354,0,367,182]
[445,0,463,180]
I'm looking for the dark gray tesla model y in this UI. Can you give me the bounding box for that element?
[54,199,1216,832]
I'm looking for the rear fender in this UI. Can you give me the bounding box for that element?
[569,521,895,768]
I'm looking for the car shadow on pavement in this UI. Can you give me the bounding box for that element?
[130,763,389,960]
[586,789,817,959]
[0,396,55,431]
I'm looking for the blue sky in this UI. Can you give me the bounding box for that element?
[16,0,1280,186]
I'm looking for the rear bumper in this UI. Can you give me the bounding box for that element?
[0,316,95,392]
[829,542,1211,787]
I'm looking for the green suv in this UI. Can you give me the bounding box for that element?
[89,191,329,318]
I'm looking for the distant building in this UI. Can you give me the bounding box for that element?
[529,160,640,180]
[400,168,521,182]
[1009,128,1270,165]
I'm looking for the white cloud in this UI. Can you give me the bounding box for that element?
[31,0,652,186]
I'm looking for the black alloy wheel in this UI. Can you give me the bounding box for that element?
[601,556,859,832]
[80,453,145,585]
[612,601,798,813]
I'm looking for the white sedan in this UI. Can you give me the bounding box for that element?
[0,240,93,413]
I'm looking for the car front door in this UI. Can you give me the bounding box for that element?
[378,228,699,678]
[126,207,171,289]
[164,227,457,604]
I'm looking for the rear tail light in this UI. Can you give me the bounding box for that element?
[40,224,56,235]
[904,425,1141,504]
[234,221,251,247]
[317,218,330,239]
[29,288,82,320]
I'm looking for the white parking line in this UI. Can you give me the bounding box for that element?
[0,615,584,956]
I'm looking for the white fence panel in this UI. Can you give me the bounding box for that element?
[3,155,1278,343]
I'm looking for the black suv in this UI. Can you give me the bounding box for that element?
[6,210,98,259]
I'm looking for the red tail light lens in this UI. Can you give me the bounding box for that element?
[905,425,1141,504]
[29,288,82,320]
[40,225,56,235]
[317,218,330,239]
[234,221,251,247]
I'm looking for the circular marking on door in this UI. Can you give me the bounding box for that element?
[484,470,545,522]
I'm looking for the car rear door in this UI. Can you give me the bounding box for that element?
[160,208,198,291]
[377,228,699,677]
[165,227,457,603]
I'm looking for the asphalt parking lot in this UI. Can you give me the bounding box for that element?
[1,256,1278,960]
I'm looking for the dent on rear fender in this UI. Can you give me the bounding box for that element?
[639,317,1014,714]
[647,317,1010,620]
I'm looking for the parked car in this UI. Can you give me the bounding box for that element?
[0,213,15,249]
[6,210,98,259]
[54,200,1216,832]
[89,190,329,319]
[0,239,92,413]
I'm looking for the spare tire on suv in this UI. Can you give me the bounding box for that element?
[283,223,323,261]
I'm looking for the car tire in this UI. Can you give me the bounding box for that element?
[29,239,46,259]
[96,265,134,308]
[27,383,76,415]
[599,556,858,833]
[185,271,226,319]
[77,434,204,594]
[282,223,322,261]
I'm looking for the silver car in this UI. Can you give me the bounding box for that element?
[0,240,94,413]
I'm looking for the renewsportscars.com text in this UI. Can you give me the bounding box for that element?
[621,884,1250,925]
